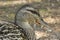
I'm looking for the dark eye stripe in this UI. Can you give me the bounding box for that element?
[27,9,40,17]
